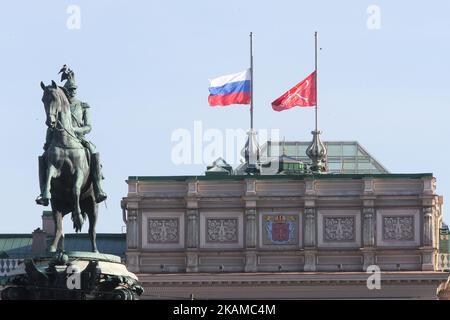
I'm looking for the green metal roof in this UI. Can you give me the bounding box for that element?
[0,234,32,258]
[128,173,433,182]
[0,233,126,259]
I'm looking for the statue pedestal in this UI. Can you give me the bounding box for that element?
[1,251,143,300]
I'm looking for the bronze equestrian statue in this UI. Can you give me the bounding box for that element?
[36,66,107,253]
[0,67,144,300]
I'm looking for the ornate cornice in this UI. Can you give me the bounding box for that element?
[135,272,449,287]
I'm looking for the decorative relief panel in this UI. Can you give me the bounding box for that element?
[147,218,179,243]
[323,216,355,242]
[382,216,414,241]
[262,215,298,245]
[206,218,238,243]
[318,210,361,248]
[376,209,419,247]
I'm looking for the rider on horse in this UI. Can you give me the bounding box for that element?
[36,66,107,205]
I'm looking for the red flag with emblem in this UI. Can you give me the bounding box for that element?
[271,71,316,112]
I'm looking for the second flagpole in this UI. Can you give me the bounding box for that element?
[306,31,327,173]
[250,32,254,131]
[315,31,318,132]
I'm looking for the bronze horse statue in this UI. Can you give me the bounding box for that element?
[40,80,98,253]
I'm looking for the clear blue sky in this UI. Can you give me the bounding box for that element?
[0,0,449,233]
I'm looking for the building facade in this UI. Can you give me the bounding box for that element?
[121,172,450,299]
[121,173,442,274]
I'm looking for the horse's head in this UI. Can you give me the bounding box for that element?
[40,80,62,128]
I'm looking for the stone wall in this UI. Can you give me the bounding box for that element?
[121,174,442,273]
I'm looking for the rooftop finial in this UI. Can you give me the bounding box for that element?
[306,130,327,173]
[244,129,260,175]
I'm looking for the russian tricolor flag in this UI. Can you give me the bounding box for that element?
[208,69,251,106]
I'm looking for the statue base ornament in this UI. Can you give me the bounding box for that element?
[0,251,143,300]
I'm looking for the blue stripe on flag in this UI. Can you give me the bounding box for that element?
[209,80,250,96]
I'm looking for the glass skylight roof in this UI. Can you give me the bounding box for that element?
[261,141,389,174]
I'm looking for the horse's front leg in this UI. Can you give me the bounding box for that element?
[72,170,84,232]
[43,165,57,201]
[86,197,98,253]
[49,210,63,252]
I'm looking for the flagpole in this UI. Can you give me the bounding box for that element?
[306,31,327,173]
[314,31,318,132]
[245,31,259,175]
[250,31,254,131]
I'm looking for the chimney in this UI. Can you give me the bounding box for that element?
[32,228,47,254]
[42,211,54,234]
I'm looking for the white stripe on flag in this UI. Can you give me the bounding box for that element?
[209,69,251,88]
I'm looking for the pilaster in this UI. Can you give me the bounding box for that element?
[245,251,257,272]
[304,249,317,272]
[361,248,376,271]
[245,208,257,249]
[304,207,316,248]
[121,200,140,272]
[122,200,139,249]
[186,208,199,249]
[186,251,199,273]
[362,206,375,247]
[185,181,200,272]
[244,179,258,272]
[423,206,433,247]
